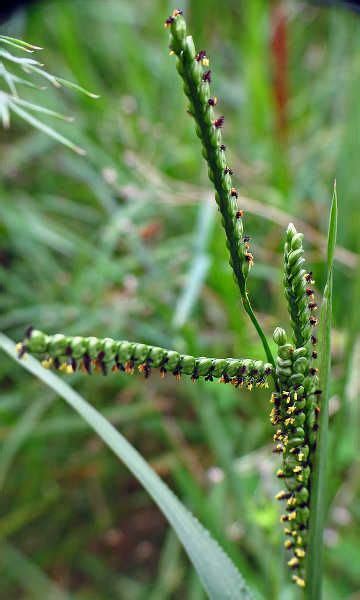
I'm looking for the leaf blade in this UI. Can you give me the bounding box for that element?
[305,183,337,599]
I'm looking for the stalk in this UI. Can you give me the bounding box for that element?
[166,11,275,372]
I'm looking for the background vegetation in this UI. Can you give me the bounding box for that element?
[0,1,359,598]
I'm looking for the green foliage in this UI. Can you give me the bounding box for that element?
[0,34,98,152]
[0,2,359,599]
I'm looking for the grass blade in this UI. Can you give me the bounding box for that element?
[0,333,254,600]
[9,102,85,155]
[0,396,52,490]
[0,542,71,600]
[305,183,338,598]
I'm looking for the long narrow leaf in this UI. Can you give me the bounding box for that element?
[305,183,337,599]
[0,333,254,600]
[9,103,85,155]
[0,396,52,489]
[9,96,74,121]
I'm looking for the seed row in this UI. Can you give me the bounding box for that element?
[18,328,273,388]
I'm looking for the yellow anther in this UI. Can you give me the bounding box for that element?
[41,358,53,369]
[202,57,209,67]
[288,511,297,521]
[295,548,306,558]
[288,557,299,568]
[292,575,305,588]
[293,466,302,474]
[284,539,293,549]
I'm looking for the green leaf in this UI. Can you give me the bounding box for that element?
[0,542,71,600]
[0,396,52,490]
[305,182,337,599]
[9,103,86,155]
[9,96,74,121]
[0,35,42,51]
[55,77,100,98]
[0,333,254,600]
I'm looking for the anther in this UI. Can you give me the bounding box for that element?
[213,116,224,128]
[202,70,211,83]
[288,557,299,569]
[25,325,34,339]
[195,50,207,62]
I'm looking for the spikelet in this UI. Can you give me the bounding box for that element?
[271,319,320,588]
[17,328,273,388]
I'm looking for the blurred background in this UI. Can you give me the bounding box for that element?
[0,1,359,598]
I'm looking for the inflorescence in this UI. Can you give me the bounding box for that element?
[17,328,273,389]
[270,223,321,589]
[165,9,253,292]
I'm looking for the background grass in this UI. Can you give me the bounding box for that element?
[0,1,359,598]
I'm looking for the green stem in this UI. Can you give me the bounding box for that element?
[241,290,277,374]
